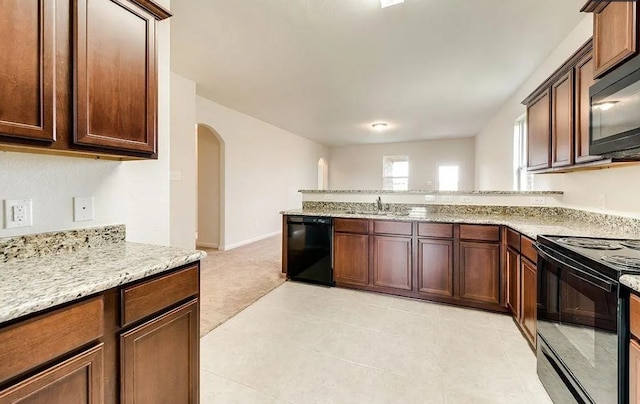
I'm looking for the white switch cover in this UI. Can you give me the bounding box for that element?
[324,194,335,200]
[424,195,436,202]
[460,196,474,203]
[531,197,546,205]
[74,197,94,222]
[4,199,33,228]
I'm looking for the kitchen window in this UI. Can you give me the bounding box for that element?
[514,114,534,191]
[436,163,460,191]
[383,155,409,191]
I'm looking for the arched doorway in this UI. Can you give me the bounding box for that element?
[318,158,328,190]
[196,124,225,249]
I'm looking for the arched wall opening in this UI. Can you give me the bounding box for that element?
[318,158,328,190]
[196,123,225,249]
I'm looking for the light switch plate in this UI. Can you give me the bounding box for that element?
[424,195,436,202]
[74,197,94,222]
[4,199,33,229]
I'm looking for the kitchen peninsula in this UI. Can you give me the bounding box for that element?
[0,225,205,403]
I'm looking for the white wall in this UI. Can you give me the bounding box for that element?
[196,125,221,248]
[475,14,640,218]
[196,95,330,250]
[330,138,475,191]
[0,0,171,244]
[169,72,197,249]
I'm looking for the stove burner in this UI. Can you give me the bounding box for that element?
[621,240,640,250]
[602,255,640,270]
[557,238,623,250]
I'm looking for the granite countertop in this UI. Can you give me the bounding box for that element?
[621,275,640,294]
[0,228,206,324]
[281,209,640,240]
[299,189,564,195]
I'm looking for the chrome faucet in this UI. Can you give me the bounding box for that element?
[376,196,383,212]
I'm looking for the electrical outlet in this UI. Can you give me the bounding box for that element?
[4,199,33,228]
[441,195,454,203]
[73,197,94,222]
[424,195,436,202]
[324,194,334,200]
[531,197,546,205]
[460,196,474,203]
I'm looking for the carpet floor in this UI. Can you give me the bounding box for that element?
[199,235,286,337]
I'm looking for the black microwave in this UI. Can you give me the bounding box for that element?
[590,53,640,158]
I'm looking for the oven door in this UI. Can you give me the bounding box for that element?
[537,244,619,404]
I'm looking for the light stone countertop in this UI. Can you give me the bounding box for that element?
[299,189,563,195]
[0,241,206,324]
[621,275,640,294]
[281,209,640,240]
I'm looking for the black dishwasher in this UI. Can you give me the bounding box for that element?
[286,216,334,286]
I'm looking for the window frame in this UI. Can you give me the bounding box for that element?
[382,155,409,191]
[435,161,461,191]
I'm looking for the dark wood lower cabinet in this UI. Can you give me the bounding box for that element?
[630,339,640,403]
[417,239,453,297]
[506,248,521,317]
[521,257,537,347]
[121,299,199,404]
[334,232,369,286]
[372,236,412,291]
[0,344,104,403]
[459,241,500,305]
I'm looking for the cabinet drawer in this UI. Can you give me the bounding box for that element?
[521,236,537,263]
[506,228,521,251]
[334,218,369,234]
[0,297,104,384]
[417,223,453,239]
[121,265,199,327]
[631,294,640,339]
[459,225,500,242]
[373,220,413,236]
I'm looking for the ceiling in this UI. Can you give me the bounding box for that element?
[171,0,587,147]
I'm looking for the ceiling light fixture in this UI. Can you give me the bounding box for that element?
[371,122,389,131]
[380,0,404,9]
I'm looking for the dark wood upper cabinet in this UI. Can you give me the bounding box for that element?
[334,232,370,286]
[0,0,170,160]
[459,241,501,305]
[74,0,157,154]
[526,90,551,171]
[551,71,574,167]
[574,52,599,163]
[121,299,199,404]
[417,239,453,297]
[0,0,56,142]
[372,235,412,291]
[583,1,638,78]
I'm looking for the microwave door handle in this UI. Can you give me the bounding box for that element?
[535,244,614,292]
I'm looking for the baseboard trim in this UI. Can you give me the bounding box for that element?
[196,242,219,249]
[223,231,281,251]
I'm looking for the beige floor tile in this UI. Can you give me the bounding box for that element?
[200,282,551,403]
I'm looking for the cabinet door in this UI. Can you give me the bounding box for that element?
[121,300,199,404]
[630,339,640,403]
[334,232,369,287]
[506,248,521,317]
[0,0,55,142]
[521,257,537,347]
[551,71,574,168]
[0,344,104,403]
[372,236,412,291]
[459,242,500,304]
[417,239,453,297]
[593,1,637,78]
[527,90,551,170]
[74,0,157,154]
[574,52,599,163]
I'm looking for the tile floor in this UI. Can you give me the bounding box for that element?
[200,281,553,404]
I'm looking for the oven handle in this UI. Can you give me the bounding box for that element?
[535,243,614,293]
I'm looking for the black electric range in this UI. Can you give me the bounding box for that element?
[536,235,640,404]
